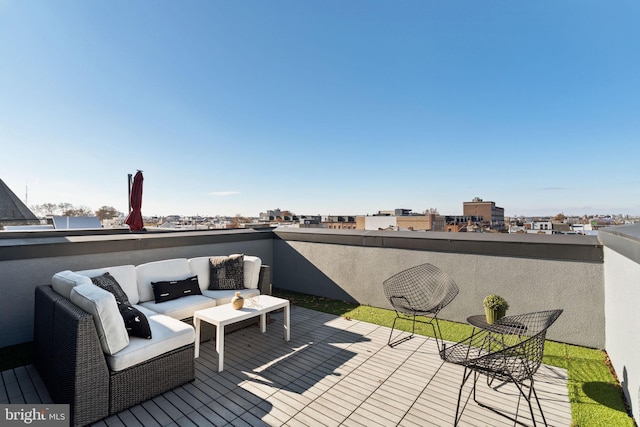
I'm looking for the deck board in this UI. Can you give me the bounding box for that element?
[1,305,572,426]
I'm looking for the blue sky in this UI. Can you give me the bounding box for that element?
[1,1,639,218]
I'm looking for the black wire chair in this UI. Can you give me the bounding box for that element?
[382,263,459,350]
[440,309,563,426]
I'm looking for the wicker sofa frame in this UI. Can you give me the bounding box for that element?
[34,265,271,426]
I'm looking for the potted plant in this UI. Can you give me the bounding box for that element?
[483,294,509,324]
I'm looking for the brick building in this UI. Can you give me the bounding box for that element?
[356,212,444,231]
[462,197,505,231]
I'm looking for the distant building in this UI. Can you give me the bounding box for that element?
[356,209,444,231]
[298,215,322,228]
[527,220,553,234]
[259,209,281,221]
[444,218,485,232]
[259,208,296,222]
[444,215,484,232]
[463,197,505,231]
[508,224,527,233]
[571,223,598,236]
[0,179,40,230]
[375,209,413,217]
[51,216,102,230]
[323,215,356,230]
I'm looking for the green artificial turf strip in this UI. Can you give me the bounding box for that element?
[273,288,635,426]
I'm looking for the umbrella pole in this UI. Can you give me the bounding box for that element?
[128,173,132,213]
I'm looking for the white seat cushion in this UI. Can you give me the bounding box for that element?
[189,255,262,290]
[105,314,195,372]
[76,265,139,304]
[132,304,158,318]
[69,283,129,355]
[139,295,216,320]
[51,270,93,299]
[202,288,260,305]
[136,259,191,303]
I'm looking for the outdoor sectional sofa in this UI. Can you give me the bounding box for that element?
[33,255,271,427]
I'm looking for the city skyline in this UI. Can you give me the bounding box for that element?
[23,193,639,222]
[2,1,639,218]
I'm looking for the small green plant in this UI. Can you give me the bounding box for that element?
[483,294,509,311]
[483,294,509,324]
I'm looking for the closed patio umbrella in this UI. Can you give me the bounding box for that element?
[125,171,144,231]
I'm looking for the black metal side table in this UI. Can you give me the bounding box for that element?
[467,314,527,336]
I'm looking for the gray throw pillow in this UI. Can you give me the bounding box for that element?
[208,254,244,290]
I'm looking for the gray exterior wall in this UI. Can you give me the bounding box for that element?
[273,229,604,348]
[600,225,640,425]
[0,229,273,347]
[0,227,606,350]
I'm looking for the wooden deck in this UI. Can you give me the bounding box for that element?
[1,306,572,426]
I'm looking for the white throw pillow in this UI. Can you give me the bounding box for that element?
[70,283,129,355]
[51,270,93,299]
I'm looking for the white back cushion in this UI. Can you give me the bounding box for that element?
[52,270,93,299]
[188,257,212,291]
[75,265,139,304]
[136,259,191,303]
[70,283,129,355]
[189,255,262,290]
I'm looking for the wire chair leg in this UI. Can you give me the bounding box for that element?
[531,382,547,427]
[512,378,547,427]
[472,371,479,401]
[473,375,547,427]
[411,313,417,335]
[387,312,415,347]
[454,367,475,426]
[429,317,444,353]
[388,311,445,351]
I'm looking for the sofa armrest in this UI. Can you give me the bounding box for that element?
[33,285,65,385]
[53,298,110,426]
[34,285,110,426]
[258,265,272,296]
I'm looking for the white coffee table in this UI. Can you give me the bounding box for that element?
[193,295,290,372]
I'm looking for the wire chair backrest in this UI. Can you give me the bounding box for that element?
[472,309,563,382]
[383,263,459,314]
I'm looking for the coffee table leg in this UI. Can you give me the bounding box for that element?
[260,313,266,333]
[284,303,290,341]
[194,317,201,358]
[216,324,224,372]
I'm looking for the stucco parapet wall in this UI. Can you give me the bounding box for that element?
[599,224,640,265]
[0,228,274,261]
[274,228,603,263]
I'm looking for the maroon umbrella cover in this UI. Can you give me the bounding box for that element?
[125,171,144,231]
